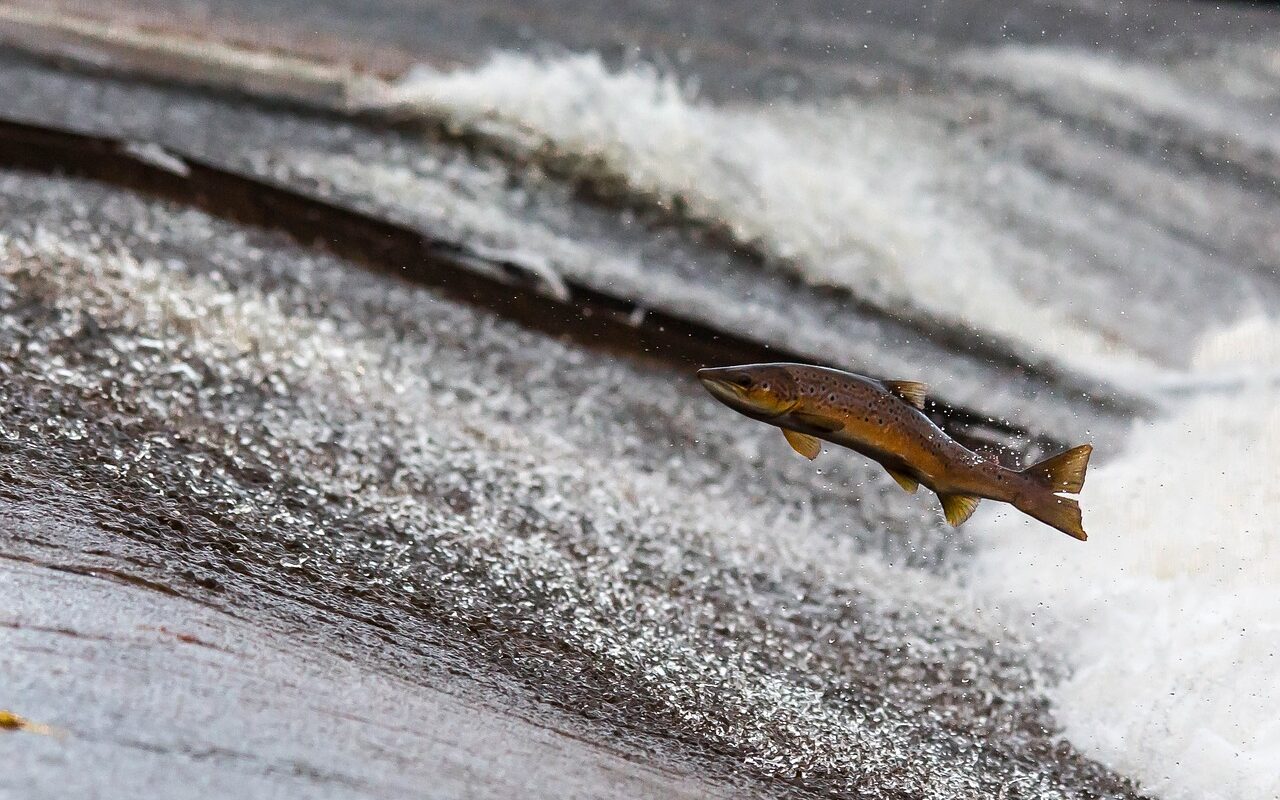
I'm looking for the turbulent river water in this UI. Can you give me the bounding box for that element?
[2,2,1278,799]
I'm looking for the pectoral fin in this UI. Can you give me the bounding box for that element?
[938,493,981,526]
[782,429,821,460]
[884,467,919,494]
[883,380,928,410]
[789,411,844,433]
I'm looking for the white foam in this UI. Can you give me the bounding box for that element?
[1192,314,1280,373]
[372,53,1160,380]
[973,317,1280,800]
[954,42,1280,157]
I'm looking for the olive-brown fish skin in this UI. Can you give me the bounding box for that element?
[697,363,1091,540]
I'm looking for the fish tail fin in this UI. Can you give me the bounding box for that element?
[1020,444,1092,493]
[1015,444,1091,540]
[1014,493,1087,541]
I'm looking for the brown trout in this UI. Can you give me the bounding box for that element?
[697,363,1092,540]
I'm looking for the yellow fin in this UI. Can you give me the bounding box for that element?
[0,710,57,737]
[789,410,844,433]
[782,429,821,460]
[938,493,981,526]
[884,467,918,493]
[883,380,927,410]
[1016,494,1087,541]
[1021,444,1092,493]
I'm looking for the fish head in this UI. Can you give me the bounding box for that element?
[697,364,799,420]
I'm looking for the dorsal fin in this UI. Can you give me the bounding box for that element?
[938,493,981,526]
[782,429,821,460]
[883,380,927,410]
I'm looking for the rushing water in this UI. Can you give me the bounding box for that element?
[2,4,1279,799]
[352,41,1280,798]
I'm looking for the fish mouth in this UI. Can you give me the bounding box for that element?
[697,368,795,419]
[697,369,746,404]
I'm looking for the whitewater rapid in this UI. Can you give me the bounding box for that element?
[973,318,1280,800]
[373,52,1158,381]
[358,48,1280,799]
[366,45,1280,386]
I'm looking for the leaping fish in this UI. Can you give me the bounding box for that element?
[697,363,1092,540]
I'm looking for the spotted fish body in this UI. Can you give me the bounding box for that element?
[697,363,1092,540]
